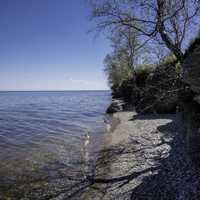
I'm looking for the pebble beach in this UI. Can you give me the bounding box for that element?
[82,112,200,200]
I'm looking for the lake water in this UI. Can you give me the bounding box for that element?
[0,91,111,199]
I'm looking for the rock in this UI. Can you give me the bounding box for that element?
[106,100,124,114]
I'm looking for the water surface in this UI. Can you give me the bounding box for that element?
[0,91,111,199]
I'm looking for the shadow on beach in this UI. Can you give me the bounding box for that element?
[82,113,200,200]
[2,113,200,200]
[130,119,199,200]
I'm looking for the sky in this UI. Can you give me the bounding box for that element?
[0,0,111,91]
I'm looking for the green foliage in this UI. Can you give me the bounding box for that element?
[104,26,138,90]
[104,53,133,89]
[135,64,156,87]
[135,55,181,114]
[160,55,177,66]
[158,54,182,74]
[135,64,156,75]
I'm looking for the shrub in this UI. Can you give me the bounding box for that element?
[135,57,181,114]
[135,64,156,88]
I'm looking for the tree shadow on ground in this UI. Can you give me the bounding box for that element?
[83,114,200,200]
[129,118,200,200]
[129,113,175,121]
[38,114,200,200]
[2,114,200,200]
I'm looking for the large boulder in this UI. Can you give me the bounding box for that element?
[136,60,180,114]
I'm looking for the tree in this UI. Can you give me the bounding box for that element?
[104,26,139,89]
[89,0,200,62]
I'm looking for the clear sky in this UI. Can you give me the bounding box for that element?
[0,0,111,91]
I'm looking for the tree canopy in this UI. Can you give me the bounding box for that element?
[89,0,200,62]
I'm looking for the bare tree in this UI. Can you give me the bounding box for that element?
[104,26,140,88]
[89,0,200,62]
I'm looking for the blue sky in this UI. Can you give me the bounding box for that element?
[0,0,110,91]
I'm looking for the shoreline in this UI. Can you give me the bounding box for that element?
[82,111,143,199]
[82,111,200,200]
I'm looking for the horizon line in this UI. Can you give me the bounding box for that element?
[0,89,110,92]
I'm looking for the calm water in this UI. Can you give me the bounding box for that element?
[0,91,111,199]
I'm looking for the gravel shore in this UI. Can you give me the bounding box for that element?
[82,111,200,200]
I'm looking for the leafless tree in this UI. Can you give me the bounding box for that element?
[89,0,200,62]
[104,26,141,88]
